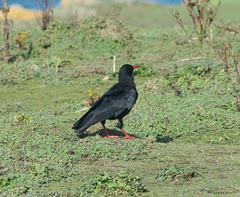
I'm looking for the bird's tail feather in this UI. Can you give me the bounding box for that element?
[73,111,102,133]
[72,111,92,132]
[73,118,99,133]
[74,124,90,133]
[72,110,107,133]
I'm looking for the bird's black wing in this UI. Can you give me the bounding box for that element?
[72,84,137,133]
[89,83,123,111]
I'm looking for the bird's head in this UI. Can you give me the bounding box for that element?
[118,64,141,86]
[119,64,141,75]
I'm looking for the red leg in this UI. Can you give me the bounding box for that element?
[101,123,118,138]
[120,128,135,140]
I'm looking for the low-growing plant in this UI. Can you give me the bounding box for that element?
[46,56,68,74]
[88,90,101,106]
[84,171,147,195]
[14,32,29,49]
[156,165,200,182]
[0,103,24,114]
[0,174,16,188]
[163,63,212,95]
[133,66,155,77]
[11,113,33,124]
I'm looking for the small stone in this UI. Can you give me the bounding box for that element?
[103,76,110,81]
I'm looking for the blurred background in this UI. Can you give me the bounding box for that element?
[0,0,239,28]
[0,0,182,9]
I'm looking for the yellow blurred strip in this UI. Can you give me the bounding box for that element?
[61,0,71,7]
[0,0,70,21]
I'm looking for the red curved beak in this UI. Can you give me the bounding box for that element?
[133,65,141,69]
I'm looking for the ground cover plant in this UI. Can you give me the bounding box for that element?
[83,171,147,195]
[155,164,200,182]
[1,0,240,196]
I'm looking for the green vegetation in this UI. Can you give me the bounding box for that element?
[1,0,240,196]
[155,165,200,182]
[83,171,146,195]
[33,16,137,60]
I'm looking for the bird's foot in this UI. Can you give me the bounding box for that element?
[122,135,135,140]
[102,135,119,138]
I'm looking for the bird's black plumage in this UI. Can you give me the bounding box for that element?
[72,64,140,139]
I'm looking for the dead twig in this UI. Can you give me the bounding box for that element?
[171,0,221,45]
[177,56,204,62]
[214,24,239,34]
[209,41,240,110]
[34,0,54,31]
[0,0,11,63]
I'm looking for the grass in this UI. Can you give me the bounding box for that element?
[1,0,240,196]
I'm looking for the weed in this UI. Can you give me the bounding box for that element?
[0,103,24,114]
[11,113,33,124]
[88,90,101,106]
[84,171,147,195]
[134,66,155,77]
[14,32,29,49]
[156,165,200,182]
[0,174,16,187]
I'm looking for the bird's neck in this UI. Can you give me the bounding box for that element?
[118,75,135,88]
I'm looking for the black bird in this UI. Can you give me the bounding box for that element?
[72,64,141,139]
